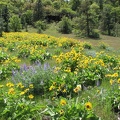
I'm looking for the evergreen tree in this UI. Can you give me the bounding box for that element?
[100,4,114,35]
[0,17,4,37]
[2,5,9,32]
[0,9,4,37]
[75,0,99,38]
[9,15,22,32]
[70,0,81,11]
[33,0,44,22]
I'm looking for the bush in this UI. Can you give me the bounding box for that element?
[9,15,22,32]
[57,16,72,34]
[83,42,92,49]
[35,20,47,33]
[90,29,100,38]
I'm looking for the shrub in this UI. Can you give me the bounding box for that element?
[9,15,22,32]
[90,29,100,38]
[83,42,92,49]
[35,20,47,33]
[57,16,72,34]
[99,42,108,49]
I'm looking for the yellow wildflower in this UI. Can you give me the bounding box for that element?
[49,85,55,91]
[17,82,23,88]
[24,88,29,93]
[6,82,14,87]
[62,89,66,93]
[73,85,81,93]
[74,87,78,93]
[20,85,24,88]
[8,88,15,95]
[59,109,64,115]
[60,99,67,106]
[85,102,92,110]
[64,67,71,73]
[117,78,120,84]
[112,73,118,77]
[53,82,56,86]
[57,86,61,91]
[110,79,114,85]
[105,74,112,77]
[29,84,34,88]
[77,85,81,90]
[20,91,25,95]
[28,94,34,99]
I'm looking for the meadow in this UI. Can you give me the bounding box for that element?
[0,32,120,120]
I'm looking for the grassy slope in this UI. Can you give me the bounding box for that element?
[14,24,120,120]
[26,23,120,50]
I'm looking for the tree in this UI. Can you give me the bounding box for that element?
[70,0,81,11]
[58,16,72,34]
[9,15,22,32]
[74,1,100,38]
[0,16,4,37]
[35,20,47,33]
[100,4,114,35]
[2,5,9,32]
[33,0,44,22]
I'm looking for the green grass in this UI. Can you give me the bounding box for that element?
[1,25,119,120]
[24,23,120,51]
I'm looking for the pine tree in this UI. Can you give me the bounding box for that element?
[2,5,9,32]
[0,9,4,37]
[33,0,44,22]
[9,15,22,32]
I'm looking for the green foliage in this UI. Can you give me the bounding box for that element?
[60,7,76,18]
[53,1,61,9]
[9,15,22,32]
[33,0,44,22]
[35,20,47,33]
[90,29,100,38]
[43,97,100,120]
[58,16,72,34]
[24,10,33,25]
[0,82,44,120]
[99,42,108,50]
[0,51,8,63]
[12,63,54,95]
[70,0,81,11]
[73,2,100,38]
[0,0,120,37]
[83,42,92,49]
[17,48,30,58]
[1,5,9,32]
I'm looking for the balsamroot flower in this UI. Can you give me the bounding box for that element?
[60,99,66,106]
[85,102,92,110]
[8,88,15,95]
[28,94,34,99]
[29,84,34,88]
[73,85,81,93]
[110,79,114,85]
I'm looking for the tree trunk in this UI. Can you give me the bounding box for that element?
[86,13,90,37]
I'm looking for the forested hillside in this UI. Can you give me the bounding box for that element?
[0,0,120,38]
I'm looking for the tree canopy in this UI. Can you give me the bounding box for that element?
[0,0,120,37]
